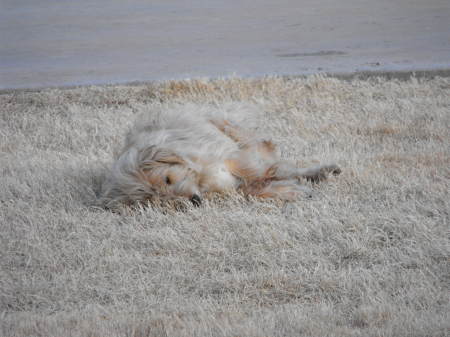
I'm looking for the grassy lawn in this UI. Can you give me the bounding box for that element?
[1,75,449,336]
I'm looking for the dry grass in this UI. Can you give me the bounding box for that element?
[1,75,449,337]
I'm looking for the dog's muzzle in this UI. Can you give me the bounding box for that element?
[190,194,202,206]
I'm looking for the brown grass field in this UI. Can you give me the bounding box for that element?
[1,75,449,336]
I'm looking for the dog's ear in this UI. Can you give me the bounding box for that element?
[137,146,186,171]
[153,149,186,166]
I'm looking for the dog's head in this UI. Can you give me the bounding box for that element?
[115,146,202,206]
[101,144,205,209]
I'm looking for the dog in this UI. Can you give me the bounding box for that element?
[100,106,341,209]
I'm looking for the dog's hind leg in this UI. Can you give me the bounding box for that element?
[210,119,277,160]
[210,119,254,145]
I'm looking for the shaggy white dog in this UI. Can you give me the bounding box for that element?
[100,106,341,208]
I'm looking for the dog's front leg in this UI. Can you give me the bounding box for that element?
[271,162,341,183]
[242,179,313,200]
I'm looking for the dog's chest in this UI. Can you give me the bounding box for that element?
[200,162,239,192]
[215,163,237,188]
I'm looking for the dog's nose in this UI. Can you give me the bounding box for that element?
[190,194,202,206]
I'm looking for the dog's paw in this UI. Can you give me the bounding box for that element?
[306,164,341,183]
[324,164,342,176]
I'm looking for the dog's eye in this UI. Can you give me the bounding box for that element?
[165,176,172,185]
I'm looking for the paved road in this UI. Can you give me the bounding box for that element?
[1,0,449,89]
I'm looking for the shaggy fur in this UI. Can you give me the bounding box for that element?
[100,108,341,208]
